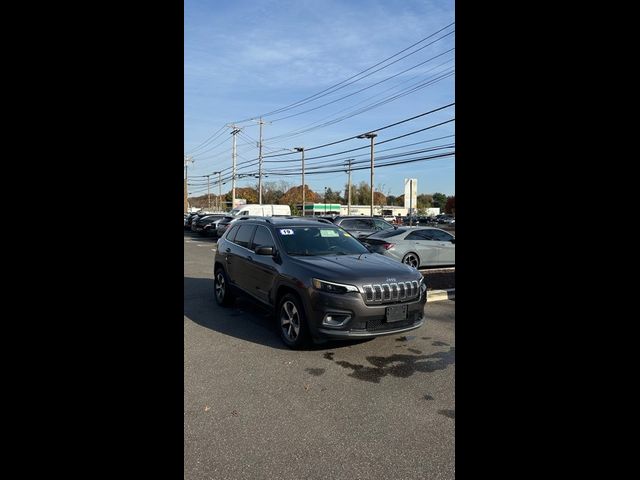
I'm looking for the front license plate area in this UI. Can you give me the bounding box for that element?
[386,304,408,322]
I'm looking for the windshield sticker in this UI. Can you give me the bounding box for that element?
[320,229,339,237]
[279,229,294,235]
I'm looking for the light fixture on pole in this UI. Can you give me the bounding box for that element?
[357,132,377,217]
[294,147,305,216]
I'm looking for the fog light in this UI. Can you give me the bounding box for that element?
[322,313,351,327]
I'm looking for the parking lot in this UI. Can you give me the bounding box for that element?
[184,231,455,479]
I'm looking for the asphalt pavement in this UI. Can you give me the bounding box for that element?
[184,232,455,479]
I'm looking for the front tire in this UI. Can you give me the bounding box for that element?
[402,252,420,269]
[214,267,234,306]
[277,293,310,349]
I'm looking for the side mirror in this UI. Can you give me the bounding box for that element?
[450,238,455,244]
[255,246,274,255]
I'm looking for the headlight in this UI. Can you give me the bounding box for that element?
[312,278,358,294]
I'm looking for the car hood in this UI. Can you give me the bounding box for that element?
[289,253,419,284]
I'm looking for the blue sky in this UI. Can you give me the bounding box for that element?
[185,0,455,201]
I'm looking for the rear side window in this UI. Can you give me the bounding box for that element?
[406,231,428,240]
[233,225,256,248]
[250,226,274,250]
[417,230,437,240]
[430,229,454,241]
[340,219,358,229]
[372,219,392,230]
[225,224,240,242]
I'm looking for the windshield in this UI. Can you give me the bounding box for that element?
[276,226,369,256]
[229,209,241,216]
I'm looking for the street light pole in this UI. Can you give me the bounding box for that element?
[357,132,377,216]
[294,147,305,216]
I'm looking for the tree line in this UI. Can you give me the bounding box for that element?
[189,180,455,215]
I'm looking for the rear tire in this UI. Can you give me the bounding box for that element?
[277,293,310,349]
[402,252,420,269]
[214,267,234,306]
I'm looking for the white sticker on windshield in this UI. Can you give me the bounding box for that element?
[279,229,294,235]
[320,229,339,237]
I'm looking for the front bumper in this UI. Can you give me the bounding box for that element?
[303,286,427,339]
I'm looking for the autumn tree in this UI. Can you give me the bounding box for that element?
[444,196,455,215]
[279,185,320,214]
[261,180,291,204]
[374,191,386,206]
[234,187,258,204]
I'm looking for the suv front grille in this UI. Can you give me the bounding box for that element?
[362,281,419,305]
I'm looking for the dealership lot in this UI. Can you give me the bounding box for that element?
[184,232,455,479]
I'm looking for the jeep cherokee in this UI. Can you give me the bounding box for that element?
[213,216,427,349]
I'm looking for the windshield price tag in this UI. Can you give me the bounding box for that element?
[319,229,339,237]
[279,229,294,235]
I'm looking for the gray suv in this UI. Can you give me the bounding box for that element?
[214,216,427,349]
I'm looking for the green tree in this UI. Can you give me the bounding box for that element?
[417,194,432,210]
[355,181,370,204]
[432,192,447,209]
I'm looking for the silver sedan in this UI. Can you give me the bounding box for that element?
[362,227,455,268]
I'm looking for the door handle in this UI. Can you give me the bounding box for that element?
[247,256,253,262]
[225,248,231,252]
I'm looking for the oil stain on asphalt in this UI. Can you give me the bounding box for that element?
[305,368,325,376]
[438,409,455,419]
[330,347,455,384]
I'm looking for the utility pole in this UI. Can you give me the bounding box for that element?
[294,147,305,216]
[229,125,240,210]
[257,118,264,205]
[217,171,222,211]
[205,174,211,210]
[184,156,193,213]
[345,159,353,215]
[358,132,377,216]
[324,187,327,215]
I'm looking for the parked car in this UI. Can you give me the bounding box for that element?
[215,215,268,237]
[330,216,396,240]
[361,227,455,268]
[213,217,427,349]
[192,215,225,236]
[435,214,455,224]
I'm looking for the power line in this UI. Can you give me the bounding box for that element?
[231,22,454,123]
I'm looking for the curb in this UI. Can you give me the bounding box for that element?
[427,289,455,302]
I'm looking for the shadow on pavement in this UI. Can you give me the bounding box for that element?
[184,276,369,351]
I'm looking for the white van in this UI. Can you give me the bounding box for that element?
[228,204,291,217]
